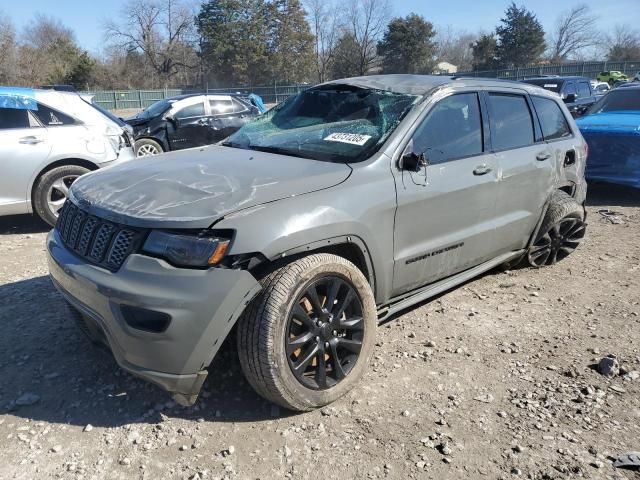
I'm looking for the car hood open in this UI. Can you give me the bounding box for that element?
[69,146,352,228]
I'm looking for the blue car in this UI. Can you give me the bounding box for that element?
[576,84,640,188]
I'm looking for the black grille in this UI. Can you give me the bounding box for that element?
[55,201,144,272]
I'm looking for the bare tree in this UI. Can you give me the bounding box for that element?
[435,26,477,72]
[305,0,340,82]
[104,0,198,86]
[548,4,599,62]
[0,12,17,84]
[345,0,391,75]
[605,24,640,61]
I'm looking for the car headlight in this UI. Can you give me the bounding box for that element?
[142,231,230,267]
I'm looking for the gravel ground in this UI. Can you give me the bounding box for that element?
[0,184,639,480]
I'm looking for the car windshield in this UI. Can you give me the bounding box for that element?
[83,99,126,126]
[588,89,640,114]
[525,79,562,93]
[138,99,173,119]
[223,85,419,163]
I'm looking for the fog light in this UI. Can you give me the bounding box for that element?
[121,305,171,333]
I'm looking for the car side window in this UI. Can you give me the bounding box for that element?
[231,98,249,113]
[487,93,535,151]
[30,103,76,126]
[564,82,576,96]
[175,102,205,119]
[577,82,591,98]
[209,99,234,115]
[411,92,483,164]
[531,96,572,141]
[0,108,38,129]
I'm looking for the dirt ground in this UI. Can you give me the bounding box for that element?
[0,184,639,480]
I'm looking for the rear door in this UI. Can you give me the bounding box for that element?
[392,90,499,296]
[208,96,252,142]
[166,97,208,150]
[488,90,555,253]
[0,108,51,215]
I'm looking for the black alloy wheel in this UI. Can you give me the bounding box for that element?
[528,215,585,267]
[285,276,364,390]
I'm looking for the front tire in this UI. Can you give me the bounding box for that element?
[528,191,586,267]
[135,138,164,157]
[33,165,90,226]
[237,254,377,412]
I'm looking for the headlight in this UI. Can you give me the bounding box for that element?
[142,231,230,267]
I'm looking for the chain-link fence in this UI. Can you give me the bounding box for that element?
[86,85,310,111]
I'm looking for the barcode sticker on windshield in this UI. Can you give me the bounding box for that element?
[544,84,558,88]
[324,132,372,146]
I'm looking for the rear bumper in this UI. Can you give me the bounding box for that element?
[47,229,261,404]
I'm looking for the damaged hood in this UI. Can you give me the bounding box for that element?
[69,146,352,228]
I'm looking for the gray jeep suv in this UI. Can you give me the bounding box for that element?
[47,75,587,412]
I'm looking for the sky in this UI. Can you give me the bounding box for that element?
[3,0,640,54]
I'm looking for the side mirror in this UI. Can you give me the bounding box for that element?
[399,140,428,171]
[165,114,178,126]
[564,93,577,103]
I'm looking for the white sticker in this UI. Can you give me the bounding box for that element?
[544,84,558,88]
[324,132,372,146]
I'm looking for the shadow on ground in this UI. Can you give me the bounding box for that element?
[0,214,50,235]
[0,276,288,428]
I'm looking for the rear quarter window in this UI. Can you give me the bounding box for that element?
[487,93,535,151]
[31,103,76,126]
[531,96,572,141]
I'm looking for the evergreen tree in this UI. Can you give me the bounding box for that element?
[471,34,498,71]
[377,14,437,74]
[330,33,361,79]
[267,0,315,84]
[495,2,545,67]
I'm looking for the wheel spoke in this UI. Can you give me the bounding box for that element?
[305,285,324,315]
[325,278,343,311]
[287,332,314,355]
[51,179,69,197]
[339,315,363,330]
[550,224,561,239]
[315,350,327,388]
[292,303,315,329]
[337,337,362,354]
[328,341,347,380]
[549,248,559,264]
[332,288,355,320]
[293,343,319,373]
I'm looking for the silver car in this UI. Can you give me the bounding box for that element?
[0,88,135,226]
[47,75,588,412]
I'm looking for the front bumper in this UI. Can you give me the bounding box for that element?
[46,229,260,405]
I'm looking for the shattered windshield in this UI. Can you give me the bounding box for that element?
[138,99,173,119]
[223,85,419,163]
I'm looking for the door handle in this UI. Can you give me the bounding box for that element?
[536,152,551,161]
[197,118,209,125]
[19,136,44,145]
[473,164,492,176]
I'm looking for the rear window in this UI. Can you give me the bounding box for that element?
[532,96,572,141]
[175,102,205,119]
[31,103,76,126]
[209,99,234,114]
[488,94,535,151]
[588,89,640,113]
[578,82,591,97]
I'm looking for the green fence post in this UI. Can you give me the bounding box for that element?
[114,91,118,110]
[138,90,142,109]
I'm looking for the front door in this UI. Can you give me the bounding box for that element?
[392,91,499,297]
[167,98,209,150]
[0,108,51,214]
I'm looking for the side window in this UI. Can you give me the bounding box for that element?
[209,99,234,115]
[487,93,535,151]
[175,102,205,119]
[532,96,572,141]
[563,82,576,96]
[411,92,483,164]
[31,103,76,126]
[231,98,249,113]
[578,82,591,97]
[0,108,35,129]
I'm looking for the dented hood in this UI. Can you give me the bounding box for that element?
[69,145,352,228]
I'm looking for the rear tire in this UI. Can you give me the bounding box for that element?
[135,138,164,157]
[528,191,586,267]
[237,254,377,412]
[33,165,90,227]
